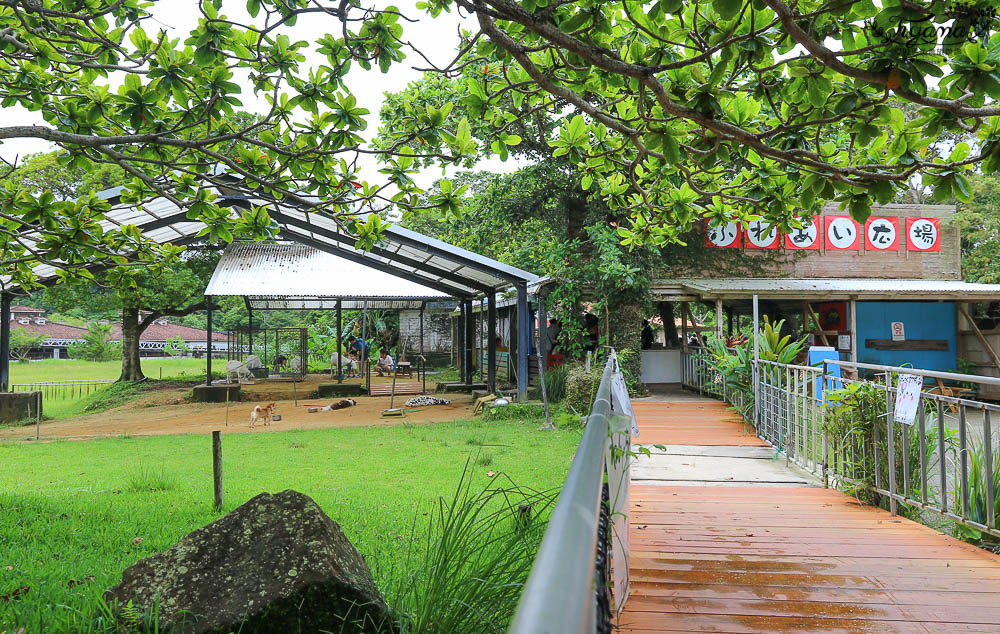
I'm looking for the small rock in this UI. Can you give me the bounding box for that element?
[105,490,394,633]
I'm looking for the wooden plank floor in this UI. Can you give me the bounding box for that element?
[632,401,766,447]
[618,401,1000,632]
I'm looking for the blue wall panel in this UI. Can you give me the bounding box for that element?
[855,302,956,371]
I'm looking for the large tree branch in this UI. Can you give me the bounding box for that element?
[762,0,1000,117]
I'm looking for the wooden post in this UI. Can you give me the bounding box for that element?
[212,430,223,510]
[205,295,213,386]
[959,303,1000,369]
[457,303,465,382]
[0,292,10,393]
[225,388,229,427]
[248,305,254,358]
[537,289,552,428]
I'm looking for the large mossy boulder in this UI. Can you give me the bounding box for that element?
[105,490,394,633]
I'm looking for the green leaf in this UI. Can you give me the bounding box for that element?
[713,0,742,20]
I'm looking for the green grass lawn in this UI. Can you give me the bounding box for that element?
[0,418,580,632]
[7,359,205,420]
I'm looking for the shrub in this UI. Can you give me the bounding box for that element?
[564,363,602,415]
[162,336,189,357]
[482,402,545,422]
[69,322,121,362]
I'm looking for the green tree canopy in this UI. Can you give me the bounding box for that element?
[0,0,416,290]
[389,0,1000,245]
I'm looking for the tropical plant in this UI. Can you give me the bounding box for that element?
[701,317,807,421]
[68,323,121,362]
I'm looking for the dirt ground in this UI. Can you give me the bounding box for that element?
[0,374,474,442]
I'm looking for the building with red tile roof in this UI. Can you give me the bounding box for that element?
[8,307,227,359]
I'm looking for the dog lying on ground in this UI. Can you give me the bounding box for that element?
[250,402,276,428]
[322,399,357,411]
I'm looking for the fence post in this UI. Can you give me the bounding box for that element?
[212,431,224,510]
[752,294,759,434]
[885,372,897,516]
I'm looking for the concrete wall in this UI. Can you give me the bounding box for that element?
[855,301,957,371]
[641,349,681,384]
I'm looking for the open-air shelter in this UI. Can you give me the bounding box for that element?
[0,183,540,405]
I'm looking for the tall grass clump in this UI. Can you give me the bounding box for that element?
[542,365,569,402]
[125,465,179,493]
[388,466,556,633]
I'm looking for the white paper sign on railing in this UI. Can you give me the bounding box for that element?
[610,365,639,437]
[893,373,923,426]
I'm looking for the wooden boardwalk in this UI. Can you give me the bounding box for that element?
[633,401,766,447]
[618,400,1000,632]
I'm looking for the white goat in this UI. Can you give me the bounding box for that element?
[245,354,263,370]
[226,359,252,383]
[290,355,303,374]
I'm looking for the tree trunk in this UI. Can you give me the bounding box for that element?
[120,306,146,382]
[658,302,679,348]
[607,301,647,395]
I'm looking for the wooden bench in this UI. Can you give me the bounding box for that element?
[395,361,413,378]
[927,378,976,412]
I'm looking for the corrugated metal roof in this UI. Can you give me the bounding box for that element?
[204,242,452,307]
[673,278,1000,300]
[9,180,539,298]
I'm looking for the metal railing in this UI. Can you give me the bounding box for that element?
[680,348,747,415]
[757,360,826,476]
[11,379,115,399]
[509,352,626,634]
[691,349,1000,538]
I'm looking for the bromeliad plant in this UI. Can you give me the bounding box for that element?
[701,317,806,423]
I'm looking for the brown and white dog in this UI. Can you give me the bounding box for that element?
[322,398,356,411]
[250,402,276,428]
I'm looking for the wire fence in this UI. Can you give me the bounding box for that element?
[682,350,1000,539]
[10,379,115,400]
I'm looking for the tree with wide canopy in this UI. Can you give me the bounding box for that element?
[2,0,1000,319]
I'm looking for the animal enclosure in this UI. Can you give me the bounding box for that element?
[227,327,308,379]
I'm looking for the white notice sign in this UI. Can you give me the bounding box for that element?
[893,373,923,425]
[837,334,851,351]
[611,369,639,437]
[891,321,905,341]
